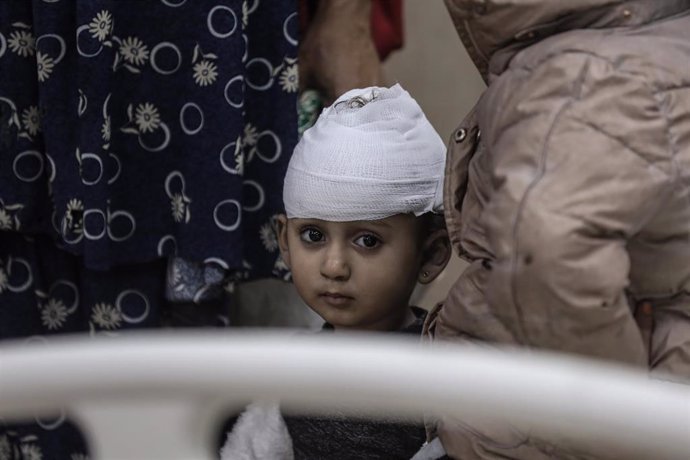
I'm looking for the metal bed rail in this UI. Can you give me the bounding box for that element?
[1,332,688,459]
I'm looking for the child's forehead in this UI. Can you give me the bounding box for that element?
[288,214,418,230]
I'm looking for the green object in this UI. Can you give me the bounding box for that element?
[297,89,323,138]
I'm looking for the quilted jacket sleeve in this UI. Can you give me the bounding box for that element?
[435,51,674,459]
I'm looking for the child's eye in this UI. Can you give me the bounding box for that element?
[354,234,380,249]
[300,228,324,243]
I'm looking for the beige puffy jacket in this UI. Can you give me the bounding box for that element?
[431,0,690,458]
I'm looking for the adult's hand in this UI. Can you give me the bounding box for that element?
[299,0,384,105]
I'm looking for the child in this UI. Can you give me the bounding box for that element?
[221,84,451,459]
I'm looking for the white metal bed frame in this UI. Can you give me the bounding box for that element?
[1,332,689,459]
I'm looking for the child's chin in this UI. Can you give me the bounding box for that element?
[321,312,363,330]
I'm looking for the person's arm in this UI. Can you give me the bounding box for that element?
[480,51,663,365]
[436,51,668,459]
[299,0,384,104]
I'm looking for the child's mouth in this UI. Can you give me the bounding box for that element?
[319,292,353,306]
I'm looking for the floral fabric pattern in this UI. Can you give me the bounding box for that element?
[0,0,297,273]
[0,0,298,458]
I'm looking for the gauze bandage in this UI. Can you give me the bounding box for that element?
[283,84,446,221]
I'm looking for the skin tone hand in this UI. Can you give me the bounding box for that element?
[299,0,385,105]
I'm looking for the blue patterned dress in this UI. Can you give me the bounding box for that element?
[0,0,297,458]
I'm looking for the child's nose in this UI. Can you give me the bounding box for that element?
[320,244,351,281]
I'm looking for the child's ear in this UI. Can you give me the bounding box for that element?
[418,228,451,284]
[276,214,291,269]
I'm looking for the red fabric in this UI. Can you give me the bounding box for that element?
[299,0,404,61]
[370,0,404,60]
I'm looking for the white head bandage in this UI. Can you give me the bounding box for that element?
[283,84,446,221]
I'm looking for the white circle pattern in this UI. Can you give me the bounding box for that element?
[0,32,6,58]
[245,57,274,90]
[242,180,265,212]
[36,34,67,64]
[283,12,298,46]
[207,5,238,39]
[83,209,107,240]
[138,121,171,152]
[213,199,241,231]
[78,91,88,116]
[49,280,80,314]
[179,103,204,135]
[203,257,229,270]
[116,289,151,324]
[157,235,177,256]
[254,130,282,163]
[13,150,45,182]
[102,93,111,118]
[150,42,182,75]
[80,152,104,185]
[76,24,103,57]
[108,153,122,184]
[75,207,139,243]
[46,153,57,182]
[224,75,244,108]
[107,210,137,242]
[6,257,33,293]
[219,141,241,174]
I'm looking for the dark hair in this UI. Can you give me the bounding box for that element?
[417,212,446,244]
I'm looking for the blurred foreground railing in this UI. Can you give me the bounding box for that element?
[0,332,689,459]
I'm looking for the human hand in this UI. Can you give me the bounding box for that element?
[299,0,384,105]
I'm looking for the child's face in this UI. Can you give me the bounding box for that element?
[277,214,427,332]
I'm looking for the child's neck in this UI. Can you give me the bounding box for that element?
[332,306,415,333]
